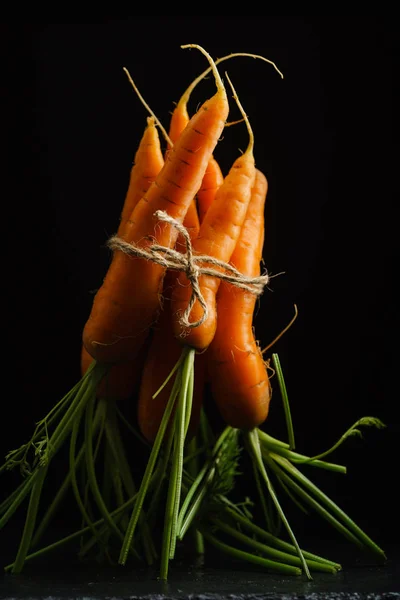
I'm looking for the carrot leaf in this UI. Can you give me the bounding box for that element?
[293,416,386,466]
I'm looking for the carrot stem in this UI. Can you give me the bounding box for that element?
[84,394,127,547]
[104,402,136,499]
[0,370,99,536]
[272,353,295,450]
[251,452,278,535]
[210,516,338,573]
[200,528,302,576]
[11,464,48,574]
[31,440,86,549]
[160,348,195,578]
[257,430,346,474]
[145,437,174,527]
[103,404,156,564]
[42,365,106,464]
[0,476,36,528]
[184,361,195,438]
[268,452,386,559]
[177,427,232,538]
[69,405,107,556]
[118,349,188,566]
[246,429,312,579]
[0,372,91,476]
[179,466,216,541]
[171,349,195,554]
[257,430,291,449]
[266,454,365,548]
[0,480,26,516]
[3,483,149,572]
[223,506,341,569]
[293,416,386,466]
[262,305,298,355]
[186,436,205,555]
[123,67,172,147]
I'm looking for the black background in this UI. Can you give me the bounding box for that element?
[1,18,398,556]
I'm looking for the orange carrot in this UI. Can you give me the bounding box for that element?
[168,61,224,226]
[167,99,189,149]
[170,74,256,351]
[169,50,283,225]
[123,68,200,250]
[207,169,271,430]
[118,116,164,234]
[136,85,209,443]
[82,45,229,365]
[80,116,165,399]
[166,75,200,246]
[137,302,206,443]
[196,157,224,223]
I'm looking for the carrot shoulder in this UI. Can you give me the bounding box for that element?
[207,169,271,430]
[82,45,229,364]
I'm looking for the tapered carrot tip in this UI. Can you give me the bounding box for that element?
[118,116,164,232]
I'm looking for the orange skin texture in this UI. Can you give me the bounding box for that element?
[168,98,221,239]
[137,194,203,443]
[171,149,256,351]
[167,99,200,250]
[197,156,224,223]
[119,117,164,234]
[207,169,271,430]
[79,117,163,392]
[167,102,190,148]
[137,282,206,443]
[82,88,229,364]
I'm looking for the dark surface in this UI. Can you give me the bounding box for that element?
[0,537,399,600]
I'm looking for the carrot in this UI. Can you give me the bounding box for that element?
[207,169,271,430]
[197,157,224,223]
[82,44,229,365]
[170,73,256,351]
[171,50,283,225]
[136,88,208,443]
[123,67,201,250]
[168,60,224,226]
[166,74,200,246]
[137,302,206,443]
[118,116,164,234]
[80,116,165,399]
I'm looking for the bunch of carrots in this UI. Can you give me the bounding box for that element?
[0,44,387,581]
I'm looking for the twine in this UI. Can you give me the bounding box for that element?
[107,210,270,330]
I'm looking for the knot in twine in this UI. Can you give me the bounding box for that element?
[107,210,270,331]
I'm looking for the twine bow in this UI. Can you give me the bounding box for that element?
[107,210,270,330]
